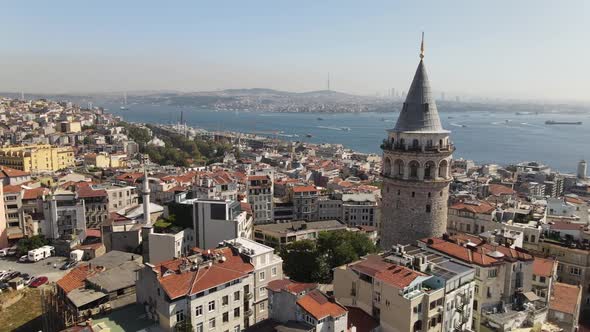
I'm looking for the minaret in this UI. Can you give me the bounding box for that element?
[142,154,151,224]
[380,34,454,249]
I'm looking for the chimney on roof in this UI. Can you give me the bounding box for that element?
[442,233,450,242]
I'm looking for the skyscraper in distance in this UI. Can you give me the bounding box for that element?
[380,34,454,249]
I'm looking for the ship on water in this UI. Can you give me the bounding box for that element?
[545,120,582,125]
[120,92,129,110]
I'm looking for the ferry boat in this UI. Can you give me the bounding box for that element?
[545,120,582,125]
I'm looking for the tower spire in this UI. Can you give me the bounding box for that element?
[420,32,425,60]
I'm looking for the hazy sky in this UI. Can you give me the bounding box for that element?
[1,1,588,101]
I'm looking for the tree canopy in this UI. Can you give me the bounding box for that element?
[280,230,377,283]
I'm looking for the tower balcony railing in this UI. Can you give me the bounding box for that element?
[381,139,454,153]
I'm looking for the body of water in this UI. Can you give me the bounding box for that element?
[104,103,590,173]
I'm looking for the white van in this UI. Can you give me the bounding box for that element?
[27,246,54,262]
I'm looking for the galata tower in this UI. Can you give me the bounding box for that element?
[380,34,454,249]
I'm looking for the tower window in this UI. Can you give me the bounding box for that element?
[412,192,415,198]
[426,205,431,213]
[424,103,429,112]
[428,192,431,198]
[397,190,401,196]
[440,191,443,197]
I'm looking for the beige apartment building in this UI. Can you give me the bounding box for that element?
[419,235,542,331]
[0,144,75,172]
[334,245,476,332]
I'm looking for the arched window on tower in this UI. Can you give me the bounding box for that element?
[439,139,443,148]
[439,160,449,179]
[383,157,392,176]
[409,160,419,179]
[394,159,404,177]
[424,161,435,180]
[412,139,419,149]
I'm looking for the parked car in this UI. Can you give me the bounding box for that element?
[0,282,9,291]
[60,260,77,270]
[29,276,48,288]
[23,275,35,285]
[3,271,20,282]
[18,255,28,263]
[7,247,18,256]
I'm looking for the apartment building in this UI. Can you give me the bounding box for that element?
[548,282,582,332]
[341,193,379,228]
[77,183,138,228]
[3,184,24,242]
[419,234,540,331]
[334,245,475,332]
[266,279,348,332]
[526,238,590,316]
[247,175,274,224]
[41,189,86,252]
[447,200,543,249]
[0,166,31,185]
[148,229,195,265]
[0,144,75,172]
[291,185,319,221]
[173,194,253,249]
[531,257,557,303]
[136,238,282,331]
[253,219,347,248]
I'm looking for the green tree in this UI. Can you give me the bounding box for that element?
[280,240,330,283]
[16,235,48,256]
[83,136,91,145]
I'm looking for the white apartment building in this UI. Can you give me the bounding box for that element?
[136,238,283,331]
[175,194,253,250]
[148,228,195,265]
[247,175,274,224]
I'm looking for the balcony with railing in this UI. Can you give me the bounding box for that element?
[381,139,454,154]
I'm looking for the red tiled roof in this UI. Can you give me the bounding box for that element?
[3,184,23,194]
[0,166,30,178]
[422,238,499,267]
[351,255,425,289]
[549,282,581,315]
[240,202,252,213]
[450,200,495,214]
[488,184,515,196]
[157,247,254,300]
[248,175,270,181]
[86,228,102,238]
[533,257,555,278]
[115,172,144,183]
[76,183,107,198]
[422,236,534,266]
[550,221,585,231]
[57,265,99,293]
[267,279,317,294]
[296,289,347,320]
[564,196,585,205]
[347,306,379,332]
[292,185,318,193]
[22,187,49,200]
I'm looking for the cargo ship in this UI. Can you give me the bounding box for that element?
[545,120,582,125]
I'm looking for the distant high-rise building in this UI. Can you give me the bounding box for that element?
[441,92,445,101]
[380,34,454,249]
[577,160,587,179]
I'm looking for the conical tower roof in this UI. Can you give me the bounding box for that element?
[393,35,445,133]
